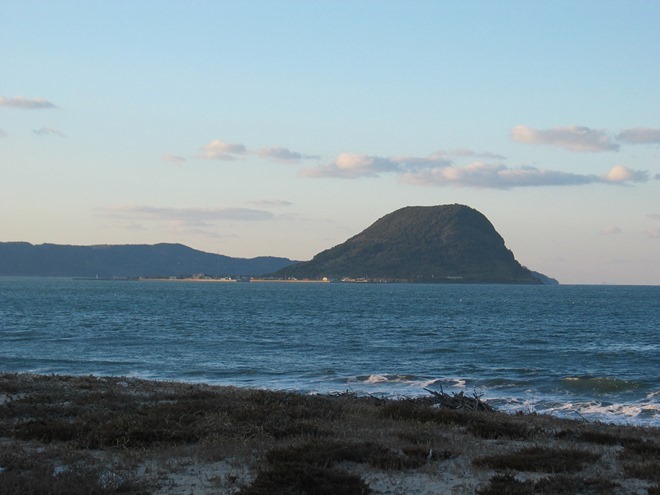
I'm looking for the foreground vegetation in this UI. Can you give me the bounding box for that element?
[0,373,658,494]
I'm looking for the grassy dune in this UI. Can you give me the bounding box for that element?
[0,373,658,494]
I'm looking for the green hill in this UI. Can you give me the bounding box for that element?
[0,242,297,278]
[275,204,550,284]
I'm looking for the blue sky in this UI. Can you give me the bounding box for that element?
[1,1,659,284]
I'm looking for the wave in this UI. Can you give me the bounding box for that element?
[542,401,659,425]
[337,375,659,426]
[349,374,419,384]
[344,374,467,393]
[302,375,659,426]
[559,376,644,394]
[485,395,659,426]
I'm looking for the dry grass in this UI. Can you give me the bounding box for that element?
[473,446,601,473]
[476,473,620,495]
[0,372,658,494]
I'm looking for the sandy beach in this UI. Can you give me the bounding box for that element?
[0,373,658,494]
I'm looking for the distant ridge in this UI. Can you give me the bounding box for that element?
[275,204,556,284]
[0,242,297,278]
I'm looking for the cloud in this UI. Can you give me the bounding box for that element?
[599,226,622,236]
[299,153,398,178]
[400,162,647,189]
[0,129,6,138]
[299,152,451,179]
[193,140,319,163]
[450,148,506,160]
[399,162,601,189]
[100,205,274,227]
[196,139,247,160]
[162,153,186,164]
[649,213,660,220]
[511,125,619,152]
[649,228,660,239]
[392,152,454,170]
[617,127,660,144]
[300,148,650,188]
[256,146,319,162]
[400,163,649,189]
[113,222,147,232]
[248,199,294,207]
[601,165,648,183]
[33,127,66,137]
[0,96,57,109]
[160,220,236,238]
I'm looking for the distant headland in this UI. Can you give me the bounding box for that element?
[0,242,297,279]
[0,204,557,284]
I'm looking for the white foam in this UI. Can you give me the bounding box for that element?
[580,402,660,417]
[365,374,389,384]
[516,400,659,425]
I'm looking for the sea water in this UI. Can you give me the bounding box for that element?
[1,278,658,426]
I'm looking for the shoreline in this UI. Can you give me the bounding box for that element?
[74,277,332,283]
[1,372,658,494]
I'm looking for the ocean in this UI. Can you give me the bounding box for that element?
[1,277,658,426]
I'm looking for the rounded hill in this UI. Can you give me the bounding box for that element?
[275,204,542,283]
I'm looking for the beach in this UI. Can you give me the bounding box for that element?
[1,373,658,494]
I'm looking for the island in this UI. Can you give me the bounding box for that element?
[274,204,556,284]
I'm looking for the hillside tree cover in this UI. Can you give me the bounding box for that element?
[276,204,542,284]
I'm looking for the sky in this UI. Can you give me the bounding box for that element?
[1,1,659,285]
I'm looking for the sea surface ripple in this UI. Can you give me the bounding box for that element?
[1,278,658,426]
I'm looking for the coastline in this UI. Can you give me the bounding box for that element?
[1,373,658,494]
[74,277,332,283]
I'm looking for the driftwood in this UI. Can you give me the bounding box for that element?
[424,386,496,412]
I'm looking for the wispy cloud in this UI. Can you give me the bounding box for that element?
[256,147,319,162]
[402,163,648,189]
[162,154,186,164]
[649,213,660,220]
[196,139,247,160]
[247,199,294,207]
[617,127,660,144]
[299,153,401,178]
[399,163,601,189]
[599,226,622,236]
[299,149,649,189]
[298,152,451,179]
[194,140,318,163]
[33,127,66,137]
[0,96,57,109]
[393,152,455,170]
[98,205,274,240]
[512,124,660,150]
[450,148,506,160]
[100,205,274,226]
[649,228,660,239]
[159,221,239,239]
[187,133,650,190]
[0,129,7,138]
[511,125,619,152]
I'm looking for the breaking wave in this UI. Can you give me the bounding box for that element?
[560,376,644,394]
